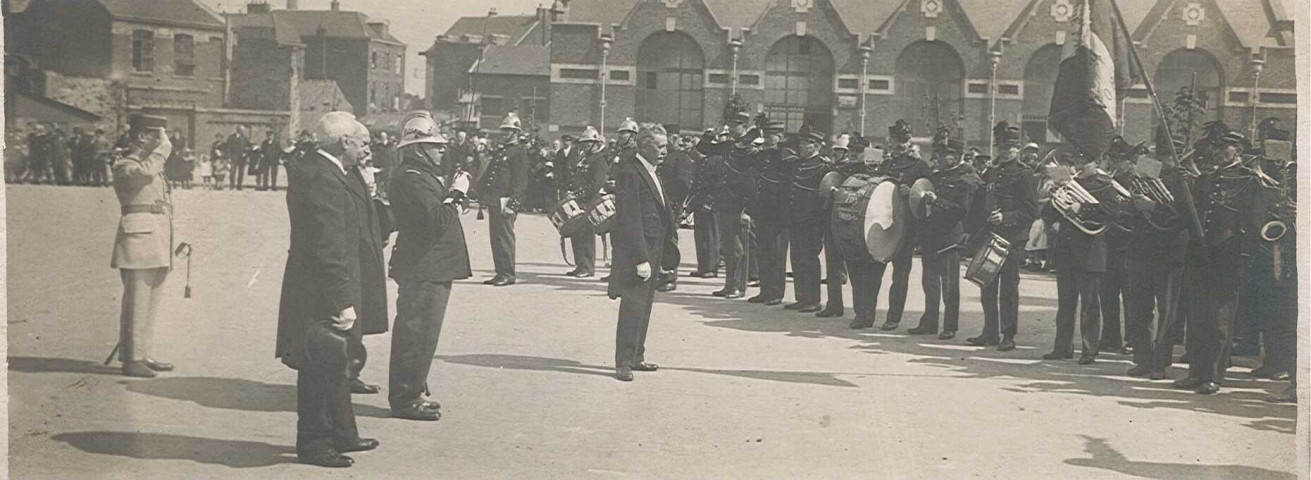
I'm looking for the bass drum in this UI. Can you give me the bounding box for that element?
[863,179,908,263]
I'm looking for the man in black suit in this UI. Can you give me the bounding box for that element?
[227,126,251,190]
[608,123,678,382]
[477,113,529,286]
[276,112,385,468]
[387,112,472,421]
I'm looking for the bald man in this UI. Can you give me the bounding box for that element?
[276,112,386,468]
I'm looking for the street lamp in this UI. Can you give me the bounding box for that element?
[1249,51,1265,141]
[599,32,613,136]
[987,49,1002,158]
[729,37,743,96]
[858,42,872,137]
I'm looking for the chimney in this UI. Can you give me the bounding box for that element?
[330,0,340,11]
[368,20,389,39]
[247,0,270,13]
[538,5,548,45]
[286,0,297,10]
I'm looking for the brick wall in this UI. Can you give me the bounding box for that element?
[42,71,124,135]
[231,37,300,111]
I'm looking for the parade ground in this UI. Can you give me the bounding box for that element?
[6,185,1298,479]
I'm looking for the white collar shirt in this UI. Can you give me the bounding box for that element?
[637,153,665,206]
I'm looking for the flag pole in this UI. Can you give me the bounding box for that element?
[1107,0,1204,239]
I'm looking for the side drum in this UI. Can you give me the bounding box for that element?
[549,196,589,238]
[965,233,1011,288]
[587,194,618,234]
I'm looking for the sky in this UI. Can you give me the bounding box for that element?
[201,0,545,95]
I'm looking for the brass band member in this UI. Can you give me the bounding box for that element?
[874,120,932,331]
[908,135,980,339]
[697,111,757,299]
[784,129,834,313]
[816,134,867,318]
[963,122,1039,351]
[749,118,791,306]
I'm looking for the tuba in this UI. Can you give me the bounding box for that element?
[1048,171,1108,236]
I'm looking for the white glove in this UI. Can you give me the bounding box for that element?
[451,171,471,195]
[636,262,652,280]
[332,306,357,332]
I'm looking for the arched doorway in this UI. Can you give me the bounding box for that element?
[894,40,964,139]
[763,36,834,134]
[1155,49,1224,123]
[1023,44,1063,144]
[636,32,705,131]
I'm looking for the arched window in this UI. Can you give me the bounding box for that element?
[636,32,705,131]
[894,40,963,139]
[1155,49,1224,122]
[1022,44,1063,143]
[763,36,834,134]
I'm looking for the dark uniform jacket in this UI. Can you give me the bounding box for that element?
[478,142,529,206]
[659,149,696,209]
[697,132,760,209]
[276,151,388,368]
[919,163,981,251]
[388,157,472,283]
[1041,171,1120,273]
[688,150,724,214]
[1191,160,1281,265]
[752,146,793,221]
[1127,161,1192,266]
[785,152,833,224]
[607,151,679,299]
[570,147,612,203]
[966,159,1040,247]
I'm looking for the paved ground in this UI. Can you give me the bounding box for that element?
[6,185,1299,479]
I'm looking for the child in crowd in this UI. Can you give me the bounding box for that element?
[199,153,214,189]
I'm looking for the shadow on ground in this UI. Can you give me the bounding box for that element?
[438,353,878,387]
[51,431,297,468]
[121,376,392,418]
[8,356,123,376]
[1064,435,1295,480]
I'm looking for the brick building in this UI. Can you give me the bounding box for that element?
[420,11,551,117]
[230,0,407,117]
[440,0,1296,150]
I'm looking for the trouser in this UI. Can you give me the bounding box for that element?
[881,242,914,324]
[615,277,657,368]
[1185,250,1244,382]
[571,224,597,274]
[488,201,518,279]
[1127,258,1185,370]
[823,227,846,309]
[91,159,108,186]
[1053,268,1103,357]
[1260,274,1298,372]
[1100,251,1127,347]
[846,258,886,323]
[118,268,168,362]
[755,215,789,300]
[716,203,749,292]
[918,245,961,332]
[297,321,359,456]
[788,218,824,305]
[231,160,247,189]
[979,247,1025,339]
[389,280,452,409]
[748,223,759,280]
[269,163,280,190]
[693,210,720,273]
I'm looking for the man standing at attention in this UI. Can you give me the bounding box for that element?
[609,124,679,382]
[477,113,529,286]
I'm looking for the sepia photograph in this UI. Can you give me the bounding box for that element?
[2,0,1308,478]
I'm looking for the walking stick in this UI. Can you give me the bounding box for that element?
[175,242,193,298]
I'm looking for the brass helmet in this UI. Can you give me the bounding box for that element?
[499,112,523,131]
[577,126,602,144]
[396,111,448,149]
[617,117,639,134]
[832,133,851,152]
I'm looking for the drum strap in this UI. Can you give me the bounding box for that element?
[560,237,575,267]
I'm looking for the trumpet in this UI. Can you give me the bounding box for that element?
[1050,177,1107,236]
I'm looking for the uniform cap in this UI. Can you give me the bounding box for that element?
[763,120,786,133]
[130,114,168,130]
[799,130,826,145]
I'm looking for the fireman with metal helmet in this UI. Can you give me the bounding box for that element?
[387,111,471,421]
[566,126,610,278]
[477,112,530,286]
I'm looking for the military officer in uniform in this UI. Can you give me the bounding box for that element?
[748,119,791,306]
[687,129,723,278]
[478,113,529,286]
[110,114,176,378]
[908,136,980,339]
[783,129,832,313]
[874,120,932,331]
[1173,129,1280,394]
[566,127,610,278]
[963,122,1039,351]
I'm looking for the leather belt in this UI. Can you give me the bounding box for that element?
[122,204,167,215]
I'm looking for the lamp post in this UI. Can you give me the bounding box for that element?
[729,37,743,96]
[859,43,872,137]
[1249,51,1265,141]
[599,32,613,136]
[987,49,1001,158]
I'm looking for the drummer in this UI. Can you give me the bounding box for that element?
[873,120,933,331]
[907,133,980,340]
[962,122,1039,352]
[564,126,610,278]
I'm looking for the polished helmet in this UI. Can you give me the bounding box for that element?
[396,111,448,149]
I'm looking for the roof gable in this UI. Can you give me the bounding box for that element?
[100,0,223,29]
[470,45,550,76]
[957,0,1032,44]
[444,14,540,41]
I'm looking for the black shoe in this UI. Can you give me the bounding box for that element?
[849,318,874,329]
[1194,381,1220,395]
[350,379,380,395]
[1149,370,1167,380]
[763,297,783,306]
[784,302,805,310]
[1077,355,1096,365]
[1043,351,1073,360]
[696,271,718,278]
[143,358,174,372]
[1127,365,1152,377]
[997,337,1016,352]
[747,279,760,287]
[724,290,745,299]
[122,361,157,378]
[615,367,633,382]
[565,269,582,276]
[1098,341,1122,352]
[747,294,767,303]
[907,326,938,335]
[492,277,516,287]
[879,322,900,331]
[573,271,594,278]
[796,304,822,313]
[1120,345,1134,355]
[1173,377,1204,390]
[712,289,731,297]
[336,438,379,453]
[1250,366,1290,380]
[816,305,845,318]
[299,451,353,468]
[1266,386,1297,403]
[966,335,1000,347]
[656,282,677,293]
[599,275,610,282]
[391,404,441,421]
[483,276,501,285]
[632,362,659,372]
[938,331,956,340]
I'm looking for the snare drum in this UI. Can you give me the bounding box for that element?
[587,194,618,234]
[965,233,1011,288]
[549,196,589,238]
